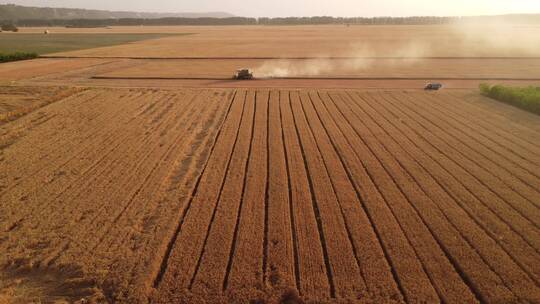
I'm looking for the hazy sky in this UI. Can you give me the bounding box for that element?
[2,0,540,17]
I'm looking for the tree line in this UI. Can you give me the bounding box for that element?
[8,17,257,27]
[2,15,539,27]
[0,4,233,20]
[258,16,457,25]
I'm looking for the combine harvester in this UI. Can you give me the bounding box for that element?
[233,68,254,80]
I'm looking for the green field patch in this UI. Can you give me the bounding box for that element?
[0,33,189,55]
[480,83,540,115]
[0,51,37,63]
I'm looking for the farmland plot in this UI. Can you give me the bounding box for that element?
[4,24,540,90]
[43,25,540,58]
[0,88,234,303]
[1,87,539,303]
[0,86,82,124]
[151,89,540,303]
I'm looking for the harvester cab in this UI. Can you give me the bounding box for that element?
[234,68,254,80]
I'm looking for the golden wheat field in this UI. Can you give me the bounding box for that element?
[1,25,539,304]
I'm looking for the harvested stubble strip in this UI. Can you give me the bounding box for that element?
[1,90,159,232]
[187,89,254,295]
[401,91,540,205]
[0,89,101,208]
[416,92,540,176]
[30,91,190,233]
[0,88,96,147]
[264,90,296,291]
[0,89,150,194]
[227,90,269,294]
[0,90,145,176]
[311,91,477,303]
[290,91,366,300]
[0,89,129,199]
[444,91,540,151]
[296,89,437,303]
[0,87,81,125]
[59,90,218,287]
[326,91,517,303]
[382,92,540,228]
[121,91,234,302]
[0,90,182,273]
[73,92,206,246]
[278,90,330,299]
[352,92,540,303]
[16,91,199,268]
[152,89,246,299]
[361,91,540,254]
[91,90,227,254]
[7,89,232,302]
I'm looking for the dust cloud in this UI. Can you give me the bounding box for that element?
[450,22,540,57]
[255,42,430,78]
[255,22,540,78]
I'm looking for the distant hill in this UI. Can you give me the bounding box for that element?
[0,4,234,20]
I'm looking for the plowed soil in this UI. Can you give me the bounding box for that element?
[1,86,538,304]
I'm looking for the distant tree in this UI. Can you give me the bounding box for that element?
[1,23,18,31]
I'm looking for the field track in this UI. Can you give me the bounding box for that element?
[1,87,539,303]
[40,56,540,60]
[92,76,540,81]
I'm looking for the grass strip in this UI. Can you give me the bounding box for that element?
[0,51,37,63]
[480,84,540,115]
